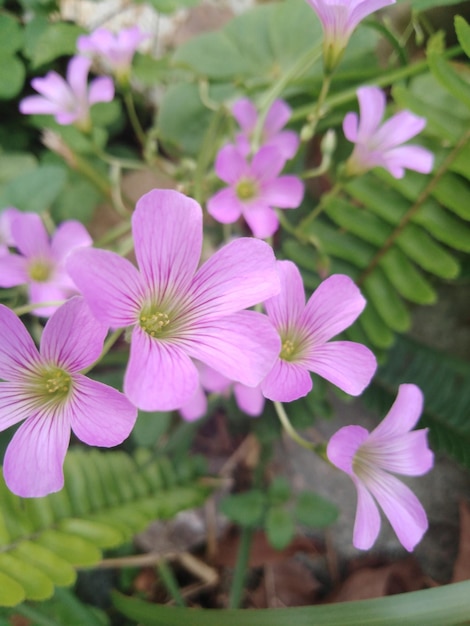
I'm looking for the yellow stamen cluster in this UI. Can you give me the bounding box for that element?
[280,339,296,360]
[236,179,257,201]
[44,368,71,397]
[140,311,170,337]
[28,260,52,282]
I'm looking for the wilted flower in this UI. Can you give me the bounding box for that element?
[261,260,377,402]
[0,212,92,317]
[232,98,300,160]
[0,298,137,497]
[207,145,304,239]
[343,86,434,178]
[77,26,149,84]
[305,0,395,71]
[67,189,281,412]
[19,56,114,131]
[327,384,434,551]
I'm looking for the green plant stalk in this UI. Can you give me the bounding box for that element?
[80,328,124,375]
[291,44,462,122]
[156,559,186,607]
[228,526,254,610]
[273,402,325,457]
[123,89,147,148]
[13,301,66,316]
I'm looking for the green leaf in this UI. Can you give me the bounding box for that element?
[455,16,470,58]
[267,477,291,505]
[220,491,266,528]
[58,518,123,549]
[359,301,396,350]
[397,224,460,279]
[432,172,470,221]
[51,176,102,224]
[0,572,25,607]
[0,152,37,184]
[14,541,76,587]
[0,54,25,100]
[113,580,470,625]
[362,267,411,332]
[132,410,172,447]
[427,32,470,109]
[132,53,171,86]
[380,248,436,305]
[265,506,295,551]
[29,22,84,68]
[294,491,338,528]
[0,13,23,55]
[0,553,54,601]
[0,164,67,213]
[37,530,102,567]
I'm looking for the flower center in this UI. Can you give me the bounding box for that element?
[28,260,52,282]
[43,367,72,400]
[280,339,296,360]
[139,310,171,338]
[235,179,258,201]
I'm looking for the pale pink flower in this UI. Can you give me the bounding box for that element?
[77,26,149,83]
[180,361,265,422]
[232,98,300,160]
[327,384,434,551]
[0,212,92,317]
[0,207,20,256]
[67,189,281,412]
[343,86,434,178]
[0,298,137,497]
[207,145,304,239]
[261,261,377,402]
[305,0,396,71]
[19,56,114,130]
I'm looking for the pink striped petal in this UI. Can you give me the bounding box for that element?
[300,274,366,343]
[366,430,434,476]
[0,305,40,380]
[243,204,280,238]
[40,297,107,372]
[374,111,427,151]
[232,98,257,132]
[124,326,199,411]
[233,383,265,416]
[207,187,243,224]
[327,425,369,475]
[371,384,424,439]
[251,146,286,182]
[0,254,28,287]
[51,220,92,261]
[303,340,377,396]
[185,311,280,388]
[66,248,145,327]
[352,476,382,550]
[356,86,386,142]
[383,145,434,178]
[3,409,70,497]
[0,384,39,430]
[188,238,279,318]
[267,131,300,160]
[261,359,312,402]
[180,384,207,422]
[11,212,50,259]
[214,145,249,184]
[133,189,202,303]
[261,175,304,208]
[69,375,136,445]
[264,260,306,331]
[350,0,396,27]
[28,282,72,317]
[264,100,292,136]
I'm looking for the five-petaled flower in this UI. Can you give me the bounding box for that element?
[207,145,304,239]
[343,86,434,178]
[0,297,137,497]
[0,212,92,317]
[231,98,300,160]
[67,189,281,412]
[19,56,114,131]
[261,260,377,402]
[77,26,149,85]
[305,0,396,71]
[327,384,434,551]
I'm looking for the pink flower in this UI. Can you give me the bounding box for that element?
[232,98,300,160]
[207,145,304,239]
[343,86,434,178]
[0,298,137,497]
[67,189,281,412]
[180,361,265,421]
[77,26,149,83]
[305,0,396,71]
[261,261,377,402]
[0,207,20,256]
[0,212,92,317]
[327,384,434,551]
[19,56,114,130]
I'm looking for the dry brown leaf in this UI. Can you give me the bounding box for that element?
[249,560,322,608]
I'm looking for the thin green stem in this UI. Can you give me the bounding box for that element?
[157,559,186,607]
[273,401,324,455]
[13,301,66,316]
[297,181,342,232]
[80,328,124,375]
[123,90,147,148]
[228,526,253,609]
[304,70,333,140]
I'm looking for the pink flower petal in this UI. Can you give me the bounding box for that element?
[0,384,39,430]
[88,76,115,105]
[188,238,280,318]
[233,383,265,416]
[180,384,207,422]
[51,221,92,261]
[261,175,304,208]
[207,188,243,224]
[352,476,382,550]
[356,86,386,142]
[0,304,40,380]
[343,112,359,142]
[66,56,91,103]
[264,260,306,332]
[303,340,377,396]
[267,131,299,160]
[69,375,137,445]
[367,430,434,476]
[3,409,70,497]
[383,145,434,178]
[214,145,249,184]
[365,468,429,552]
[40,297,108,372]
[0,254,28,287]
[28,282,73,318]
[372,384,424,438]
[327,424,369,475]
[232,98,257,132]
[374,111,427,151]
[133,189,203,303]
[350,0,397,31]
[261,359,313,402]
[264,100,292,136]
[185,311,281,388]
[251,146,286,182]
[30,72,70,104]
[66,248,145,327]
[19,95,61,116]
[243,204,280,238]
[124,326,199,411]
[300,274,366,343]
[199,362,231,393]
[11,212,50,259]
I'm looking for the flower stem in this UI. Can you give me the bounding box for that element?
[228,526,253,609]
[123,89,147,148]
[13,301,66,316]
[273,401,324,455]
